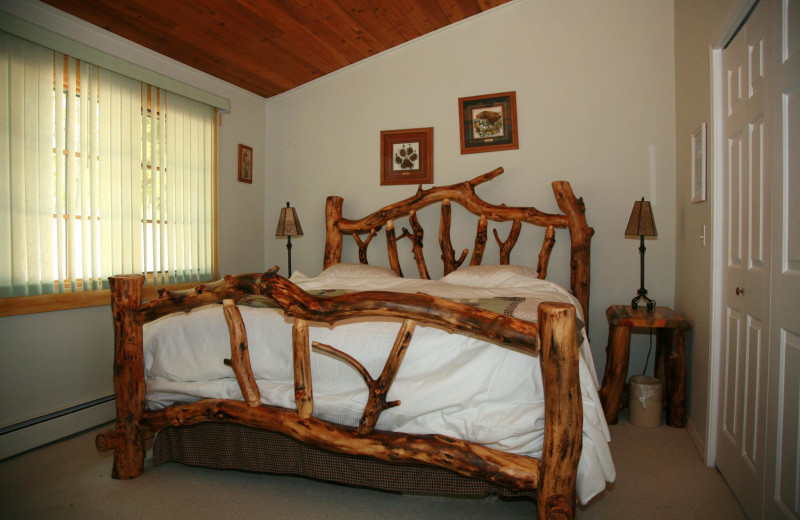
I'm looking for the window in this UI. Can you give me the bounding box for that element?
[0,32,217,312]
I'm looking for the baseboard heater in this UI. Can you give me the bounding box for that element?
[0,395,115,436]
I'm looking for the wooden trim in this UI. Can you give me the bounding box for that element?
[0,280,215,317]
[212,109,220,280]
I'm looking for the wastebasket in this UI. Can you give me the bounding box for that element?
[629,375,663,428]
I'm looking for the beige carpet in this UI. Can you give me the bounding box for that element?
[0,411,746,519]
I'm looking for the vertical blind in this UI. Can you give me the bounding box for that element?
[0,32,216,297]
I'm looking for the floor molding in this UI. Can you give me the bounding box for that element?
[0,397,115,460]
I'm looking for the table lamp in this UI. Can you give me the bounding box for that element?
[275,202,303,276]
[625,197,657,311]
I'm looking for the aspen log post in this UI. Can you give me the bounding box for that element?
[222,300,260,407]
[324,196,344,269]
[439,200,456,274]
[439,200,468,275]
[655,329,666,413]
[662,328,687,427]
[538,302,582,520]
[470,215,488,266]
[96,274,146,479]
[293,318,313,419]
[359,318,416,434]
[537,226,557,280]
[493,219,522,265]
[406,210,430,279]
[552,181,594,330]
[353,228,378,265]
[385,221,403,277]
[655,332,666,383]
[598,321,631,425]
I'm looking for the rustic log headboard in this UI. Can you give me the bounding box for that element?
[323,167,594,324]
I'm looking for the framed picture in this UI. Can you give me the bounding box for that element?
[238,144,253,184]
[691,123,707,202]
[458,91,519,154]
[380,127,434,185]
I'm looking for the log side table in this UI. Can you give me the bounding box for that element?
[599,305,692,427]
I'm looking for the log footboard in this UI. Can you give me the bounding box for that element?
[97,270,583,519]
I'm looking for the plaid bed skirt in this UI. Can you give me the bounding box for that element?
[152,422,538,499]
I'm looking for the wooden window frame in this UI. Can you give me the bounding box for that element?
[0,96,220,318]
[0,276,217,317]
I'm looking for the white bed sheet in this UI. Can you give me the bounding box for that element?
[144,264,615,503]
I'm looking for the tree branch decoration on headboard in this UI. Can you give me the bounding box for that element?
[323,167,594,326]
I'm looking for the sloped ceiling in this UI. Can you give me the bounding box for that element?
[41,0,513,98]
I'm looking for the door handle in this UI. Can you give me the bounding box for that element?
[736,287,745,295]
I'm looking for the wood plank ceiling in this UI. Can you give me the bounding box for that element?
[40,0,513,98]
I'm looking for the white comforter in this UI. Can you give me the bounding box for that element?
[144,264,615,503]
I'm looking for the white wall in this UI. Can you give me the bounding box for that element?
[264,0,677,380]
[0,0,267,458]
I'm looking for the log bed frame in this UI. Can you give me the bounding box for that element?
[96,168,594,520]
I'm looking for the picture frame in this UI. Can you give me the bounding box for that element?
[238,144,253,184]
[691,123,707,203]
[380,127,434,186]
[458,91,519,154]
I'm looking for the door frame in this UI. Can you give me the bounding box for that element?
[706,0,759,467]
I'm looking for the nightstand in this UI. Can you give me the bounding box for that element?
[599,305,692,427]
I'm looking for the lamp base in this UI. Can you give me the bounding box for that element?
[285,236,293,276]
[631,288,656,311]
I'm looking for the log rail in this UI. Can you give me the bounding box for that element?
[97,270,584,519]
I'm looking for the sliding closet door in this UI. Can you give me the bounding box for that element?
[764,0,800,518]
[716,3,771,518]
[717,1,800,518]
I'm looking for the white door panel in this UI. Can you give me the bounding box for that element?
[768,331,800,518]
[748,115,766,271]
[764,0,800,518]
[718,2,770,518]
[742,315,764,471]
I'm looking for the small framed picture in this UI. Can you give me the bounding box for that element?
[238,144,253,184]
[691,123,707,203]
[458,91,519,154]
[380,127,434,185]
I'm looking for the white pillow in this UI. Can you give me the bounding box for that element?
[318,263,399,279]
[440,264,541,288]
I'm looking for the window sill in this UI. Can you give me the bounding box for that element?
[0,280,214,317]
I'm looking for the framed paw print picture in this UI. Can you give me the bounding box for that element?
[380,127,433,186]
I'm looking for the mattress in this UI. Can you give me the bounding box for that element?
[143,263,615,503]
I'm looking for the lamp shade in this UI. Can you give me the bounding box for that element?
[275,202,303,237]
[625,198,657,237]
